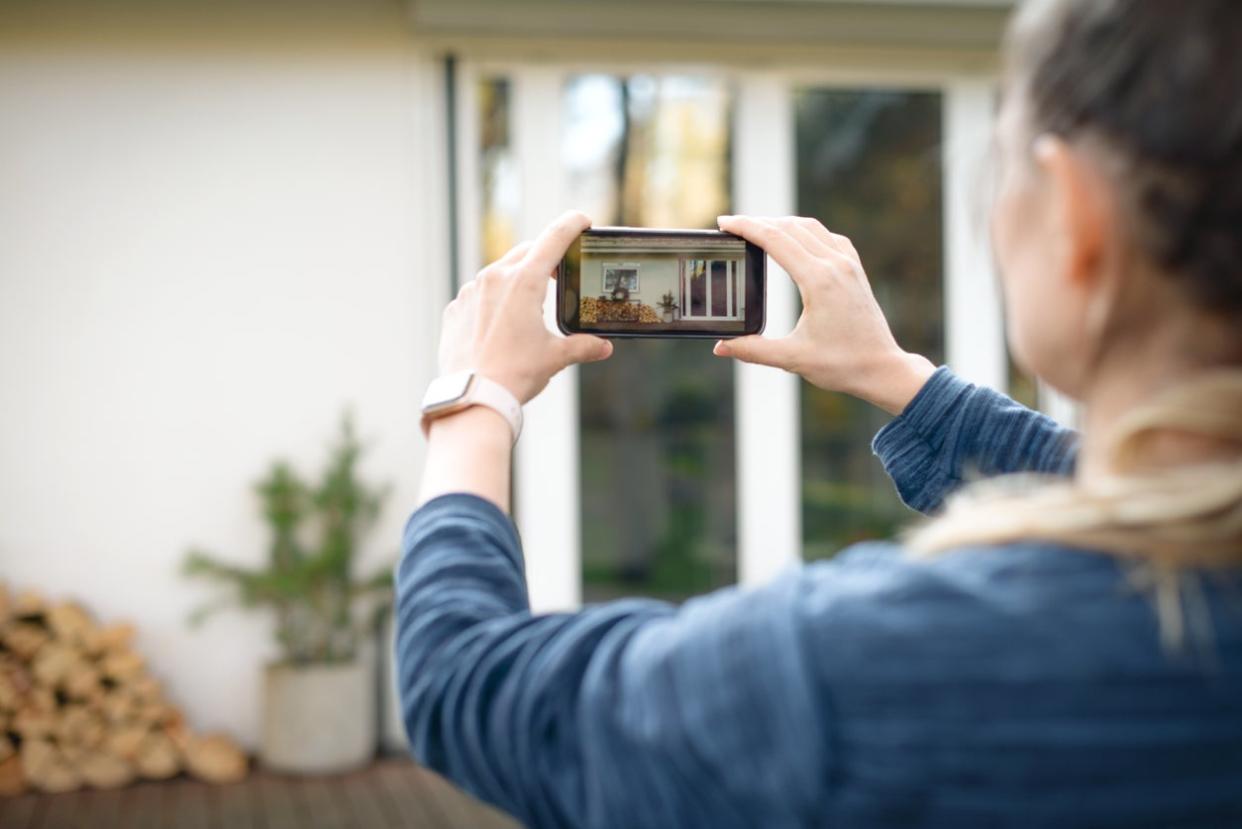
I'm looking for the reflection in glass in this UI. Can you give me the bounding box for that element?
[796,89,945,560]
[479,77,519,266]
[1008,352,1041,409]
[566,75,737,603]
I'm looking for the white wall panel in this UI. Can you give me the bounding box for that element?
[0,12,446,748]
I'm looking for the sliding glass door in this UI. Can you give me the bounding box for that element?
[795,88,946,559]
[457,60,1012,609]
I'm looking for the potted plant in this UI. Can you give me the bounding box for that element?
[183,415,393,774]
[658,291,677,323]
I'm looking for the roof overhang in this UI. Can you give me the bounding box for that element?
[409,0,1016,67]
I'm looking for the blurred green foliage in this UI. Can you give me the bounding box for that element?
[183,415,393,665]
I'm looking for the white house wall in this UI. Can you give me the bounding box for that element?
[587,257,678,303]
[0,2,447,749]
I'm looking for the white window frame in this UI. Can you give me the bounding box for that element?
[601,263,641,294]
[454,59,1014,610]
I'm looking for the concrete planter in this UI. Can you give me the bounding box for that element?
[381,613,408,751]
[261,659,376,774]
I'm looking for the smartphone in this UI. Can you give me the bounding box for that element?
[557,227,766,339]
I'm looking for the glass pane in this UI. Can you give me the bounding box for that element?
[479,77,519,266]
[689,260,706,316]
[1008,352,1040,409]
[566,74,736,603]
[796,89,945,560]
[710,262,728,317]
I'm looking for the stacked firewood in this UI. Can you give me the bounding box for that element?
[579,297,663,324]
[0,583,247,796]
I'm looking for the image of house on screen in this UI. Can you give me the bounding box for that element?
[580,233,746,324]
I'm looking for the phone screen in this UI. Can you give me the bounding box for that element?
[557,227,765,338]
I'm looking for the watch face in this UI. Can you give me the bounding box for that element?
[422,372,474,411]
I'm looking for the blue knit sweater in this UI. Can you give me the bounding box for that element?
[395,367,1242,828]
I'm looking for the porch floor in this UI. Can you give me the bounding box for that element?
[0,756,519,829]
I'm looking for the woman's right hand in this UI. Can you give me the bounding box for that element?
[714,215,936,416]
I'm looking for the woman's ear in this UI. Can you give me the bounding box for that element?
[1032,134,1112,289]
[1033,134,1126,360]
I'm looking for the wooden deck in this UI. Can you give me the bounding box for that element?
[0,756,520,829]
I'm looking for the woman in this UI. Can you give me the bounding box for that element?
[396,0,1242,826]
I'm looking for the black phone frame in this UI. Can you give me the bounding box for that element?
[556,227,766,339]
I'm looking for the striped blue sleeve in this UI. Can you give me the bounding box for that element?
[394,494,828,829]
[872,367,1079,514]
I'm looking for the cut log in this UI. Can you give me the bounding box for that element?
[47,602,96,645]
[2,623,49,661]
[0,656,35,701]
[105,724,150,762]
[22,739,82,794]
[0,753,26,797]
[162,706,185,731]
[97,689,139,725]
[59,705,106,750]
[12,589,46,618]
[182,733,247,784]
[63,663,102,702]
[135,701,181,729]
[59,742,91,769]
[31,641,78,687]
[1,585,249,791]
[100,649,144,681]
[134,732,179,780]
[0,669,18,712]
[165,722,193,755]
[12,706,55,740]
[83,622,135,656]
[78,751,136,790]
[129,675,162,702]
[29,685,56,714]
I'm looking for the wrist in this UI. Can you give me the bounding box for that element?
[421,371,523,442]
[419,404,513,510]
[860,350,937,416]
[426,405,512,445]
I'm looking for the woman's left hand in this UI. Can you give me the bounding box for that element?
[438,211,613,405]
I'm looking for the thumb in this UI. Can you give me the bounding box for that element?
[713,335,795,369]
[560,334,613,367]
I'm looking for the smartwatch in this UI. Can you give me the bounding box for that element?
[420,371,523,443]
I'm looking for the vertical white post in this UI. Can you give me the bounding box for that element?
[733,73,802,585]
[511,67,581,612]
[943,79,1007,391]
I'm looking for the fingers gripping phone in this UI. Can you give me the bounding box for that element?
[557,227,766,339]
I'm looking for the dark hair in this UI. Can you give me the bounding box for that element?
[1008,0,1242,314]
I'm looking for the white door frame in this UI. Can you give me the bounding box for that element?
[680,258,743,322]
[453,60,1007,608]
[733,72,801,586]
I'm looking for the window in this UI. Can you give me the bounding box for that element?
[796,88,945,560]
[602,264,640,294]
[478,77,519,266]
[565,74,737,603]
